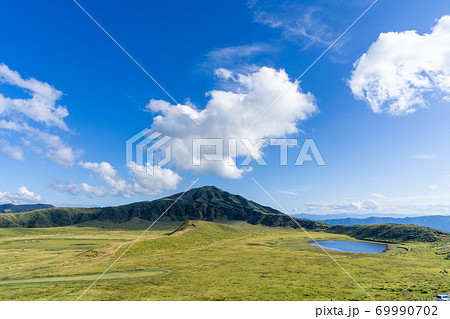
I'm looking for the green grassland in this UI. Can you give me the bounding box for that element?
[0,219,448,301]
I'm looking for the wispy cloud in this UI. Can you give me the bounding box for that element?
[206,43,273,62]
[0,139,24,160]
[200,43,274,74]
[305,198,381,214]
[302,192,450,216]
[278,190,298,195]
[0,120,81,166]
[247,0,374,49]
[370,192,386,200]
[0,63,81,165]
[410,154,437,160]
[250,1,332,46]
[51,178,106,198]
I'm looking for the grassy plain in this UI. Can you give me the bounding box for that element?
[0,219,448,301]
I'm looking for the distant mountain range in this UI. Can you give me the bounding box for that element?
[0,186,448,243]
[293,214,450,233]
[0,203,54,214]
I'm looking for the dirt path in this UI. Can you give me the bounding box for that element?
[0,269,169,285]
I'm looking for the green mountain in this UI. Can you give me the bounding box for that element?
[0,203,54,214]
[0,186,448,243]
[0,186,328,230]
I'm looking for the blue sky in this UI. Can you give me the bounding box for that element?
[1,0,450,217]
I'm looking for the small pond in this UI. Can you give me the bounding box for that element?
[310,240,387,253]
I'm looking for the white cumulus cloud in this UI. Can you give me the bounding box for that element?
[349,15,450,115]
[128,162,182,195]
[146,66,317,178]
[0,186,42,204]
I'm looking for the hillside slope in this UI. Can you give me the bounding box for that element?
[328,223,448,243]
[168,220,243,238]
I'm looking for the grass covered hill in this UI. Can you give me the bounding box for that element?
[0,203,53,214]
[328,223,449,243]
[0,186,328,231]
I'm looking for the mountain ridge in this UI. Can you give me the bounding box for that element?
[0,203,54,214]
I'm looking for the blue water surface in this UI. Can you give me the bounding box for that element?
[310,240,387,253]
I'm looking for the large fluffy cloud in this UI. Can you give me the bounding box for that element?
[128,162,182,195]
[147,66,317,178]
[0,186,42,204]
[0,64,80,165]
[348,15,450,115]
